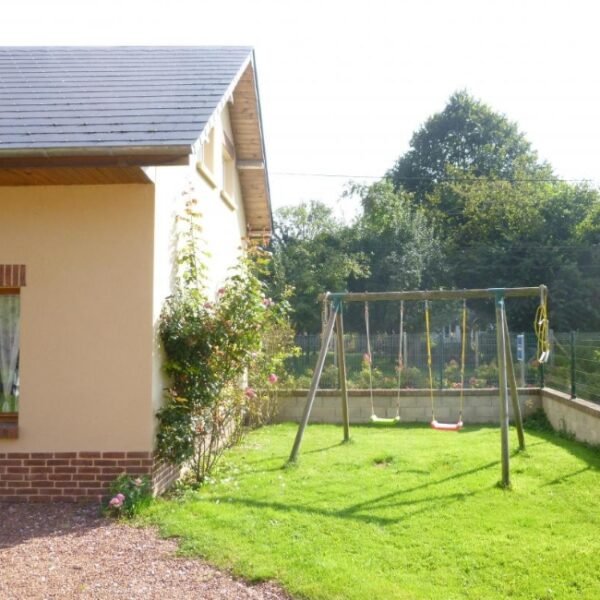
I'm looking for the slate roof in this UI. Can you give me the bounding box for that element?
[0,46,253,155]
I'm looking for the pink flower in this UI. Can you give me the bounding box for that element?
[109,496,123,508]
[245,387,257,399]
[262,297,274,307]
[217,287,226,296]
[268,373,278,384]
[363,353,371,365]
[133,478,143,487]
[116,493,125,502]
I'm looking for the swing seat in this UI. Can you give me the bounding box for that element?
[430,419,463,431]
[370,414,401,426]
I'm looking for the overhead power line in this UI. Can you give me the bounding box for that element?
[271,171,600,185]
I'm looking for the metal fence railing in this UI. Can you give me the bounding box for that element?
[287,331,600,403]
[544,332,600,403]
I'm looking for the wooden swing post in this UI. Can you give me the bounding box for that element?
[494,292,511,487]
[335,306,350,443]
[288,297,340,463]
[503,314,526,451]
[290,286,547,471]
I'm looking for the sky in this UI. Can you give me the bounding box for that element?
[2,0,599,219]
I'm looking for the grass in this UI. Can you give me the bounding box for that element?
[140,422,600,599]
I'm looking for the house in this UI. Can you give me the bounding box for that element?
[0,46,271,501]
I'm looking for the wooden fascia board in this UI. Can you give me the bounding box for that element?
[250,50,272,202]
[0,148,190,169]
[237,159,265,170]
[229,55,272,233]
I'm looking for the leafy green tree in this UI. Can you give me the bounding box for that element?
[271,93,600,334]
[389,91,549,207]
[387,91,600,331]
[269,201,369,332]
[576,199,600,244]
[346,181,444,331]
[428,172,600,329]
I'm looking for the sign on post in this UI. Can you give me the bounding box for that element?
[516,334,525,362]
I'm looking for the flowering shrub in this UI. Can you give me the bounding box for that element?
[103,474,152,518]
[244,305,300,427]
[156,197,297,483]
[474,361,499,387]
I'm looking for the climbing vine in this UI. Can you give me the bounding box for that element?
[156,195,296,483]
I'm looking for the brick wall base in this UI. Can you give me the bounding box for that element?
[0,451,181,503]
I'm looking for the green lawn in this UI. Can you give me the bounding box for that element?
[141,422,600,599]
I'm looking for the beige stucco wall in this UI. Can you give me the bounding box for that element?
[148,104,249,423]
[0,184,155,452]
[199,104,248,288]
[0,108,253,453]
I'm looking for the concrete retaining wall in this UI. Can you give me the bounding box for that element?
[277,388,600,447]
[542,388,600,446]
[276,388,542,425]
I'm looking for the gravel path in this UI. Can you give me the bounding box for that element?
[0,503,290,600]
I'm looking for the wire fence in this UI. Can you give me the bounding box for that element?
[288,331,600,403]
[544,332,600,403]
[289,331,540,390]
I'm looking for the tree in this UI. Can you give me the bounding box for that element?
[269,201,369,333]
[346,181,444,331]
[576,199,600,244]
[387,91,600,331]
[389,91,550,211]
[427,172,600,329]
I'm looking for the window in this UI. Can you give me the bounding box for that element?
[0,289,20,414]
[197,127,219,189]
[220,132,236,210]
[221,151,236,210]
[0,264,25,426]
[203,127,216,175]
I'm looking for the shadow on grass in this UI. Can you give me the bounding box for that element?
[524,428,600,470]
[207,458,499,527]
[206,489,479,527]
[243,423,550,482]
[339,459,499,517]
[543,466,592,486]
[238,441,350,474]
[303,440,351,454]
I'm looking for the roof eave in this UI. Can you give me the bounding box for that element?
[0,144,192,168]
[250,49,273,232]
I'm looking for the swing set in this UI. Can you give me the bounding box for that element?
[288,285,550,487]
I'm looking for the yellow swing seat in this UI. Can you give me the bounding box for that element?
[369,414,401,426]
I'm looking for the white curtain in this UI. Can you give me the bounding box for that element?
[0,295,20,412]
